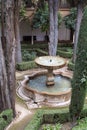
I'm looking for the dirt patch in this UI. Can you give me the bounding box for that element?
[61,122,72,130]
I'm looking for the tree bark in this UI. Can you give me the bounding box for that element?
[1,0,6,56]
[0,38,11,112]
[5,0,16,117]
[48,0,54,56]
[14,0,22,63]
[48,0,59,56]
[73,3,83,63]
[53,0,58,56]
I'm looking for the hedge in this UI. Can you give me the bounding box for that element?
[25,110,44,130]
[24,104,87,130]
[16,61,37,71]
[68,60,75,71]
[57,50,73,58]
[21,43,48,50]
[36,48,48,56]
[0,109,13,130]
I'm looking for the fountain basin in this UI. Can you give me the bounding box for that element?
[21,71,71,106]
[35,56,66,69]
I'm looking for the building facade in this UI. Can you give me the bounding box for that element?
[0,0,72,43]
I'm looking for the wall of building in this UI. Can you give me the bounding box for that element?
[0,20,70,43]
[20,20,70,42]
[20,21,46,42]
[58,22,70,41]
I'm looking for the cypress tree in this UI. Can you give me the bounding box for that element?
[69,7,87,122]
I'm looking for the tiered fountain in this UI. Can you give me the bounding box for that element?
[18,56,71,107]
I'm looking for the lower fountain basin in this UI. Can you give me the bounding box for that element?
[21,71,71,106]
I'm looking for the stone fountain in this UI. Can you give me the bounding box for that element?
[17,56,72,108]
[35,56,66,86]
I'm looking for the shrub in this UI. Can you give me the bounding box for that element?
[68,60,75,71]
[0,109,13,130]
[22,50,37,61]
[16,61,37,71]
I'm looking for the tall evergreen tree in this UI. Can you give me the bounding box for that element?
[69,6,87,123]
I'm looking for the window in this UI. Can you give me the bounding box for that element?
[24,0,35,8]
[23,36,36,42]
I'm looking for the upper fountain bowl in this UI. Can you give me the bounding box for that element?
[35,56,66,69]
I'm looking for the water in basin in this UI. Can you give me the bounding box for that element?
[28,75,71,94]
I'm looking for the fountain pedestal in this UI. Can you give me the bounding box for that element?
[46,68,54,86]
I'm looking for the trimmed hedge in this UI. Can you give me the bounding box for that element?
[68,60,75,71]
[24,105,87,130]
[57,50,73,58]
[21,43,48,50]
[0,109,13,130]
[36,48,48,56]
[16,61,37,71]
[25,110,44,130]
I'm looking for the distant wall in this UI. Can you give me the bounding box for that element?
[20,20,70,42]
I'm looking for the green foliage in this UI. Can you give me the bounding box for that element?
[32,2,62,32]
[19,2,27,21]
[69,6,87,121]
[16,61,37,71]
[57,49,73,58]
[32,2,49,32]
[68,60,75,71]
[25,110,44,130]
[64,8,77,30]
[72,117,87,130]
[22,50,37,61]
[0,109,13,130]
[24,104,87,130]
[21,43,48,50]
[36,48,48,56]
[43,123,62,130]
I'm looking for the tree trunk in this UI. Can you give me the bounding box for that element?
[48,0,54,56]
[1,0,6,56]
[73,3,83,63]
[0,37,11,112]
[5,0,16,117]
[48,0,59,56]
[53,0,58,56]
[70,28,74,41]
[14,0,22,63]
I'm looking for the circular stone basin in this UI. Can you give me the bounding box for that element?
[35,56,66,69]
[23,73,71,104]
[28,75,71,94]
